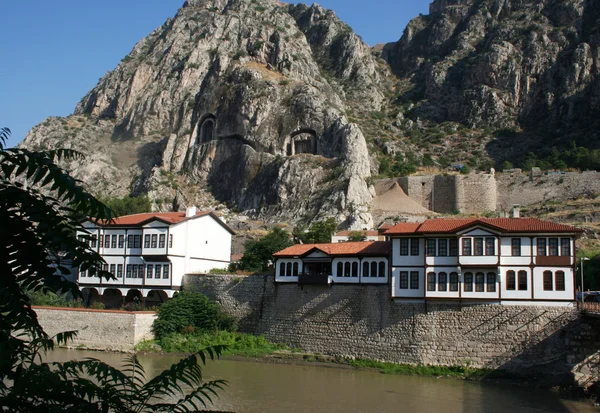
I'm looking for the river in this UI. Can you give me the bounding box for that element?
[45,349,596,413]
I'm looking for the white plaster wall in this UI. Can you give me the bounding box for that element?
[332,258,360,283]
[391,238,423,267]
[533,267,574,300]
[184,215,232,265]
[392,267,424,298]
[169,256,186,288]
[360,258,389,284]
[500,236,532,266]
[275,259,301,282]
[499,266,532,300]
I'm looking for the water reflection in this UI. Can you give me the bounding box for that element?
[45,349,594,413]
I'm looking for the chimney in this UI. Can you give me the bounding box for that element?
[512,205,520,218]
[186,206,197,218]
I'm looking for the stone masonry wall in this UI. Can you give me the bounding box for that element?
[186,274,600,384]
[35,307,156,352]
[458,173,497,213]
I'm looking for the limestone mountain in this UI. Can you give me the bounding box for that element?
[20,0,600,227]
[382,0,600,164]
[22,0,389,228]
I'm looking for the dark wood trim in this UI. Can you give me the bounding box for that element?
[535,256,571,266]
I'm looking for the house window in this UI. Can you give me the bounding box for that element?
[561,239,570,256]
[400,271,409,289]
[410,239,419,256]
[144,235,150,248]
[511,238,521,256]
[105,234,110,248]
[543,271,553,291]
[474,238,484,256]
[91,236,97,248]
[169,234,173,248]
[549,238,559,256]
[485,238,495,256]
[475,272,485,292]
[110,264,116,276]
[438,272,447,292]
[80,269,87,278]
[138,264,145,278]
[518,271,528,290]
[128,235,133,248]
[118,235,124,249]
[293,262,298,276]
[362,262,369,277]
[111,235,117,249]
[464,272,473,292]
[449,239,458,256]
[507,271,516,290]
[159,234,166,248]
[427,272,436,292]
[462,239,472,256]
[280,262,286,276]
[352,262,358,278]
[155,265,161,279]
[371,262,377,277]
[337,262,343,277]
[132,265,138,278]
[379,262,385,278]
[426,239,436,256]
[286,262,292,277]
[400,239,409,256]
[163,265,169,279]
[99,235,104,248]
[410,271,419,289]
[126,264,132,278]
[151,234,157,248]
[438,239,448,257]
[117,264,123,278]
[555,271,565,291]
[344,262,351,277]
[134,235,141,249]
[537,238,547,256]
[486,272,496,293]
[449,272,458,292]
[147,265,153,278]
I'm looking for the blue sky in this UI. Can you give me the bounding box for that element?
[0,0,430,148]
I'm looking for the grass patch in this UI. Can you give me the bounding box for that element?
[346,358,497,380]
[137,331,289,358]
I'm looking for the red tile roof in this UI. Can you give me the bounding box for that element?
[334,230,381,237]
[101,211,211,226]
[384,218,583,235]
[274,241,391,258]
[93,211,235,234]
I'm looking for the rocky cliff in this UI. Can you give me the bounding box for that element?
[22,0,389,228]
[20,0,600,226]
[383,0,600,162]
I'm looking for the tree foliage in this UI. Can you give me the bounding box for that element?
[347,231,367,242]
[293,218,338,244]
[101,194,152,217]
[239,227,293,272]
[153,292,237,340]
[0,127,226,412]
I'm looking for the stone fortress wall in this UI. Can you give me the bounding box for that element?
[397,170,600,214]
[35,306,156,352]
[186,274,600,385]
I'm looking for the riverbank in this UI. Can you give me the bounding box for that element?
[135,333,514,383]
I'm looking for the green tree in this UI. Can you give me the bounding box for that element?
[347,231,367,242]
[500,160,513,171]
[153,291,237,339]
[293,218,338,244]
[240,227,293,272]
[102,194,152,217]
[0,127,225,412]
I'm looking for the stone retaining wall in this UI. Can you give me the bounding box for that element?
[186,274,600,384]
[35,307,156,352]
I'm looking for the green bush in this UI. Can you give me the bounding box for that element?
[100,194,151,217]
[27,290,74,307]
[158,331,286,357]
[153,292,237,339]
